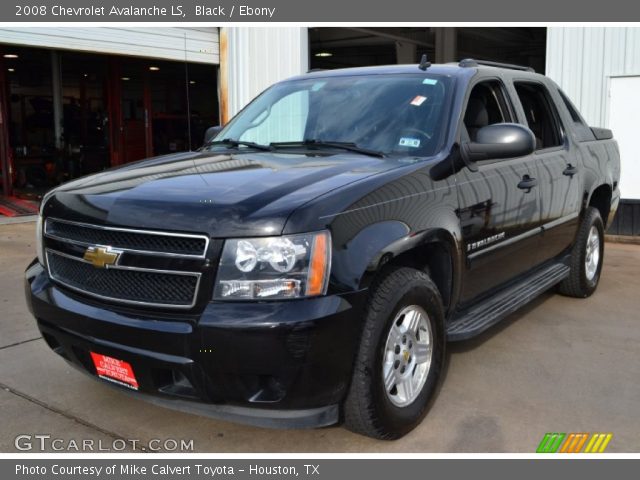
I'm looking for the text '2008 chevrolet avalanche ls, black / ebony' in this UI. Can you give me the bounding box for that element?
[25,59,620,439]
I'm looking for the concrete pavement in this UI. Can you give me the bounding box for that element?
[1,221,638,452]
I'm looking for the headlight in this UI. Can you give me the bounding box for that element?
[35,213,45,266]
[214,231,331,300]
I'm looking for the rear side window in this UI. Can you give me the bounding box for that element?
[514,82,564,150]
[558,89,596,142]
[559,90,584,124]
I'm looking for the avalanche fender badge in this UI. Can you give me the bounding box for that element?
[467,232,506,252]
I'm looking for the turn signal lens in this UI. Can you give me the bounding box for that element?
[306,232,330,296]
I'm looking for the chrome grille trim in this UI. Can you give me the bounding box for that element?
[45,248,202,310]
[44,217,210,259]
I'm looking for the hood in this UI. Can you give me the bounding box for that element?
[44,150,408,237]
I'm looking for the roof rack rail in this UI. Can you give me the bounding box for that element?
[458,58,535,73]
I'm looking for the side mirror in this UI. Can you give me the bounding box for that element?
[430,123,536,181]
[461,123,536,164]
[203,126,223,145]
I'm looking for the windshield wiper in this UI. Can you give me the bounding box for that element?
[270,140,385,158]
[205,138,273,152]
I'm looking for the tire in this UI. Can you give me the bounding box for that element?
[558,207,605,298]
[344,267,446,440]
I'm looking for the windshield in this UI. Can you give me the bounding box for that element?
[209,73,453,157]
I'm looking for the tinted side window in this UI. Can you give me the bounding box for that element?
[463,80,513,142]
[559,90,584,124]
[514,82,564,150]
[558,89,596,142]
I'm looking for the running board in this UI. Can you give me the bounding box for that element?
[447,263,570,341]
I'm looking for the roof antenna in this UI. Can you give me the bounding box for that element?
[418,53,431,71]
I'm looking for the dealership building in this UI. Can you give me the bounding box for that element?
[0,27,637,234]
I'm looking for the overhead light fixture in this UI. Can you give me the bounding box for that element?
[314,52,333,58]
[83,73,88,78]
[149,66,160,71]
[121,77,130,81]
[3,54,18,59]
[7,68,14,72]
[189,80,196,85]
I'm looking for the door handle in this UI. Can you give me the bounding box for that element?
[563,164,578,177]
[517,175,538,193]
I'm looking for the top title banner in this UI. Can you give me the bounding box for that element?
[4,0,640,22]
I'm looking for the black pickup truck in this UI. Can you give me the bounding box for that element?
[25,59,620,440]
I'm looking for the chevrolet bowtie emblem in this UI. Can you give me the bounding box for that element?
[83,246,121,269]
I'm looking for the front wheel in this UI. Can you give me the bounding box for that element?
[558,207,605,298]
[344,267,445,440]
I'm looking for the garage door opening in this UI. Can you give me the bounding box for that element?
[0,44,219,199]
[309,28,546,73]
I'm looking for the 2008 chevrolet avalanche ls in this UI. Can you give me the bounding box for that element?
[25,59,620,439]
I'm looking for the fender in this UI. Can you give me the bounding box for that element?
[330,220,410,291]
[330,220,464,312]
[577,139,620,217]
[281,153,465,304]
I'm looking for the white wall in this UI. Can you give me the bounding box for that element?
[609,77,640,199]
[221,27,308,121]
[546,27,640,199]
[546,27,640,127]
[0,28,219,64]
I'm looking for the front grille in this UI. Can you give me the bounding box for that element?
[46,250,201,308]
[43,218,210,309]
[45,218,208,257]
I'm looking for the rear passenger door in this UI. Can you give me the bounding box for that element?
[512,81,581,262]
[456,79,542,304]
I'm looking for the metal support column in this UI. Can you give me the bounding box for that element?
[395,42,418,64]
[434,28,458,64]
[51,51,63,151]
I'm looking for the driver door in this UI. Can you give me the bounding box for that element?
[455,79,542,304]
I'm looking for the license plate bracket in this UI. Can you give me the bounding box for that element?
[90,352,139,390]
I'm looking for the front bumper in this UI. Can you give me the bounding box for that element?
[25,260,366,429]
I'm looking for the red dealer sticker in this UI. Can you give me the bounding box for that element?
[90,352,139,390]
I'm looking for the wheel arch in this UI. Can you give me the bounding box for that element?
[586,183,614,228]
[334,223,461,315]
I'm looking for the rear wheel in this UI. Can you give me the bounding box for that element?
[558,207,605,298]
[344,267,445,440]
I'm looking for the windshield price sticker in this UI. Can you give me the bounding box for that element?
[410,95,428,106]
